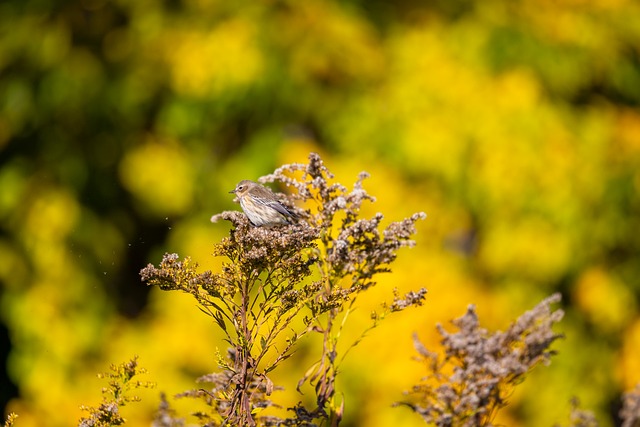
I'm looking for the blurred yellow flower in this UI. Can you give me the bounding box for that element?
[164,19,263,96]
[119,139,195,216]
[574,268,636,333]
[619,317,640,389]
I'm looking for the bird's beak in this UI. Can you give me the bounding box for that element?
[229,189,236,194]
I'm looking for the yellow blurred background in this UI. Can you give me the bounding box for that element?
[1,0,639,425]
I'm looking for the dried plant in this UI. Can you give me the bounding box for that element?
[397,293,564,427]
[4,413,18,427]
[152,393,185,427]
[140,153,427,426]
[554,386,640,427]
[78,357,155,427]
[621,384,640,427]
[556,398,600,427]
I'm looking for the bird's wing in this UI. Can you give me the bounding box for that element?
[253,196,295,217]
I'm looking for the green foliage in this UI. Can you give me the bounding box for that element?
[78,357,155,427]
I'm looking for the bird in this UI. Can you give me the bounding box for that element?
[230,180,297,227]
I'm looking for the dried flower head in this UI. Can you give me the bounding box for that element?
[4,413,19,427]
[152,393,185,427]
[621,384,640,427]
[398,293,564,427]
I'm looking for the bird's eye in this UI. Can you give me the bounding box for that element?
[237,185,244,191]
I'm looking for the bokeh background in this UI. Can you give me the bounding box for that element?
[1,0,640,425]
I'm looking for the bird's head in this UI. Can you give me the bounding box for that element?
[230,180,257,197]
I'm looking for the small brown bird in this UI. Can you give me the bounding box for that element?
[230,180,297,227]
